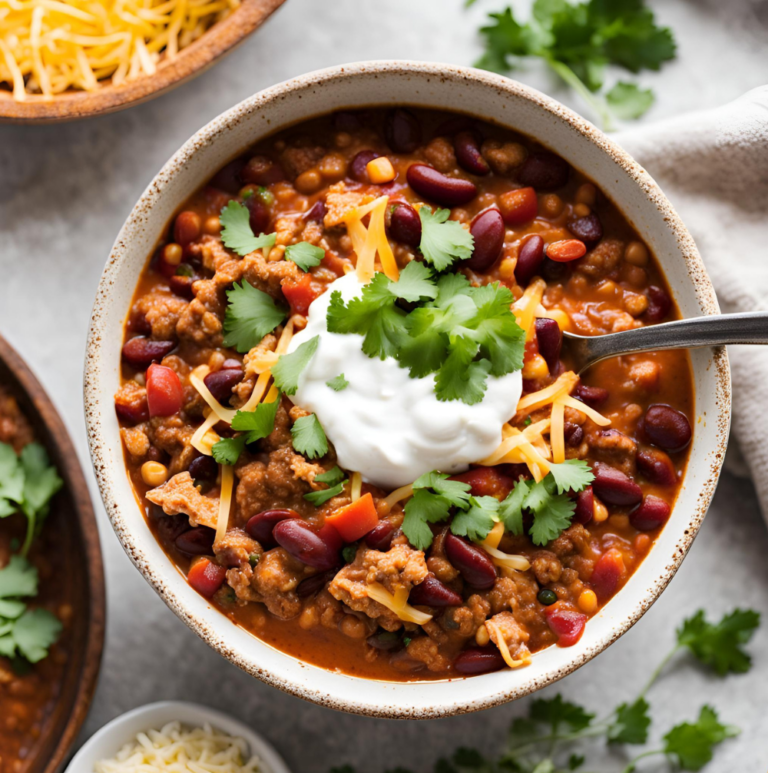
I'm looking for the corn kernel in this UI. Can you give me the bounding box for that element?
[573,203,591,218]
[141,461,168,487]
[577,589,598,614]
[163,243,182,266]
[199,430,220,455]
[203,216,221,235]
[593,496,609,523]
[366,156,396,184]
[522,353,549,380]
[499,257,517,280]
[475,624,490,646]
[597,279,617,297]
[544,308,571,331]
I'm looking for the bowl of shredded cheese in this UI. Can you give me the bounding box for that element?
[66,701,291,773]
[0,0,286,123]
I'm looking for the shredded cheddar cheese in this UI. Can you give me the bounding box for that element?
[215,463,233,544]
[190,409,220,456]
[0,0,240,101]
[350,471,362,502]
[190,366,236,425]
[512,277,546,341]
[342,195,399,283]
[383,483,413,510]
[366,583,432,625]
[485,620,531,669]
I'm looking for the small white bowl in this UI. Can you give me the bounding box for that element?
[65,701,291,773]
[84,60,731,719]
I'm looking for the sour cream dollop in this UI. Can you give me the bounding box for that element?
[287,272,523,489]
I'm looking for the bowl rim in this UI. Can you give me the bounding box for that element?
[0,0,286,124]
[84,60,731,719]
[0,332,106,771]
[64,700,292,773]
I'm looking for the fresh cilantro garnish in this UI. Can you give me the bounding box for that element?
[219,201,276,256]
[211,396,281,465]
[0,442,62,556]
[272,335,320,395]
[418,207,474,271]
[222,281,287,353]
[285,241,325,272]
[291,413,328,459]
[547,459,594,494]
[388,260,439,303]
[305,480,347,506]
[608,697,651,745]
[663,706,739,771]
[475,0,676,128]
[315,466,346,486]
[326,374,349,392]
[450,495,499,543]
[0,556,62,664]
[530,694,595,733]
[211,437,245,466]
[676,608,760,676]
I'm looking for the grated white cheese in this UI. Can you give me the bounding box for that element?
[94,721,263,773]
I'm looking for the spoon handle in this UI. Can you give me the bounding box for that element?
[575,311,768,368]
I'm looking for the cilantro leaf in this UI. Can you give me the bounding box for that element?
[315,466,345,486]
[606,81,654,119]
[418,207,474,271]
[0,555,38,599]
[547,460,594,494]
[663,706,738,771]
[291,414,328,459]
[413,472,472,509]
[223,281,287,353]
[219,201,276,256]
[231,397,280,443]
[10,609,62,663]
[285,241,325,271]
[305,482,346,506]
[212,436,246,466]
[608,697,651,744]
[434,340,491,405]
[450,496,499,542]
[402,489,452,551]
[326,374,349,392]
[389,261,438,303]
[272,335,320,395]
[0,443,24,504]
[528,486,575,546]
[677,609,760,676]
[498,478,530,535]
[530,694,594,732]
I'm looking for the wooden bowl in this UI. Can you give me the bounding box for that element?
[0,0,286,124]
[0,334,105,772]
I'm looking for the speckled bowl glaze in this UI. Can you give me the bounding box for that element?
[84,61,731,719]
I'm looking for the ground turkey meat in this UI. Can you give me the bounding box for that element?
[576,238,624,279]
[146,471,218,529]
[404,636,451,673]
[250,548,309,618]
[423,137,457,173]
[587,428,637,475]
[487,611,531,662]
[530,550,563,585]
[214,528,260,568]
[132,292,188,341]
[323,182,373,227]
[280,141,325,179]
[0,390,33,451]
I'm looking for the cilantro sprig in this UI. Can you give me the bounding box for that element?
[285,241,325,272]
[219,201,276,257]
[418,207,474,271]
[330,607,758,773]
[211,395,281,465]
[222,281,287,353]
[305,465,348,506]
[402,460,592,550]
[474,0,677,128]
[291,413,328,460]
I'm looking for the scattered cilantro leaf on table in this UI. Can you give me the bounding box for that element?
[326,374,349,392]
[285,241,325,271]
[272,335,320,395]
[291,414,328,459]
[222,281,287,353]
[608,697,651,745]
[418,207,474,271]
[606,81,655,120]
[219,201,276,256]
[663,706,739,771]
[530,694,595,733]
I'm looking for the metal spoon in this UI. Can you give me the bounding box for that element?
[563,311,768,374]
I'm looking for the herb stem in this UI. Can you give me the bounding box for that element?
[506,724,609,755]
[638,644,682,700]
[21,513,34,557]
[545,57,616,131]
[620,748,665,773]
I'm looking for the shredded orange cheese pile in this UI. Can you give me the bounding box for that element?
[0,0,240,101]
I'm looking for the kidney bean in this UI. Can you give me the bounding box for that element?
[636,448,677,486]
[210,158,246,194]
[203,368,244,404]
[409,574,463,607]
[592,463,642,507]
[245,509,298,548]
[498,463,531,482]
[518,152,570,190]
[514,235,545,286]
[297,570,336,598]
[367,631,404,651]
[534,318,562,371]
[129,310,151,336]
[464,208,504,272]
[574,486,594,524]
[454,131,490,176]
[544,606,587,647]
[499,187,538,227]
[146,446,168,464]
[247,198,270,235]
[574,384,609,409]
[221,358,242,370]
[641,404,692,452]
[644,285,672,323]
[385,108,422,153]
[454,646,506,675]
[547,239,587,262]
[630,495,672,531]
[169,272,196,300]
[434,116,477,137]
[564,422,584,447]
[174,211,201,246]
[241,155,284,186]
[568,213,603,245]
[388,202,422,247]
[590,549,625,602]
[115,397,149,425]
[406,164,477,207]
[274,519,340,570]
[365,520,395,552]
[121,337,175,369]
[154,512,189,543]
[350,150,379,182]
[444,533,496,589]
[541,257,568,281]
[333,111,362,132]
[450,467,515,499]
[305,200,326,222]
[175,526,215,556]
[188,454,218,483]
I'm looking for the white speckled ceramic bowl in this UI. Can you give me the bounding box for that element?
[84,61,731,719]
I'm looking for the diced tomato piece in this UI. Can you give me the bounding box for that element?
[590,548,626,602]
[188,558,227,598]
[146,363,184,417]
[499,187,538,226]
[325,493,380,543]
[545,604,587,647]
[282,273,319,316]
[321,252,349,277]
[450,467,516,499]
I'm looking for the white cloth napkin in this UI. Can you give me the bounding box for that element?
[614,86,768,521]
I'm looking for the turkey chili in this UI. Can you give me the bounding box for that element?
[116,108,693,681]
